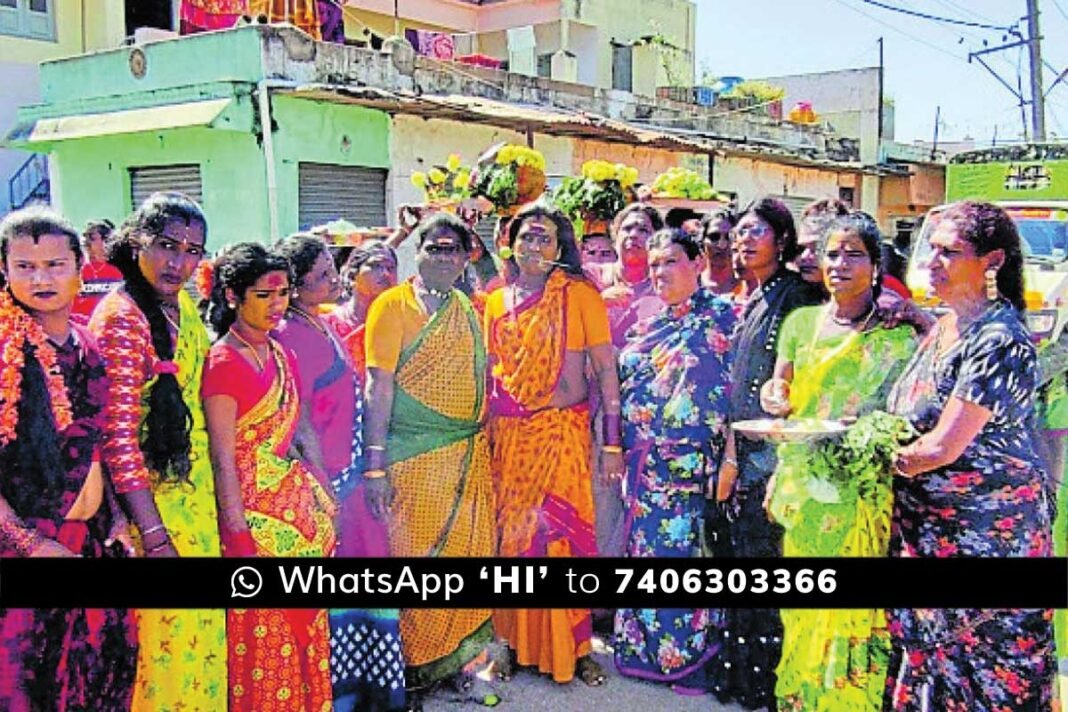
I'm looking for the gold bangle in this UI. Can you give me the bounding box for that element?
[601,445,623,454]
[363,469,389,479]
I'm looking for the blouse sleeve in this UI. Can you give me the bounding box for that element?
[952,323,1036,420]
[776,308,804,364]
[91,304,154,495]
[566,281,611,350]
[201,346,246,401]
[364,291,404,373]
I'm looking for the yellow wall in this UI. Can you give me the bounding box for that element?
[0,0,124,65]
[340,7,453,43]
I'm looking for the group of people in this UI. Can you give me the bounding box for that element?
[0,185,1059,712]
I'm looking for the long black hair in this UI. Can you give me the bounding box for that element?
[940,201,1026,312]
[0,207,82,518]
[507,198,585,277]
[207,243,292,336]
[107,191,206,485]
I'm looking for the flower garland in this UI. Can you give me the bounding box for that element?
[0,290,73,448]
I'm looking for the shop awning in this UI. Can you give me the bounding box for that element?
[4,98,234,147]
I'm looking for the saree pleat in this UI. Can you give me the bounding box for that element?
[385,292,495,688]
[488,271,597,684]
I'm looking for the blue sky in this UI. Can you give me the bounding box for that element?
[695,0,1068,143]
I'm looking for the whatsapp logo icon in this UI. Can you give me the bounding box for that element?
[230,566,263,599]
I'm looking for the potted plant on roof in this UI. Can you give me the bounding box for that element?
[552,159,639,239]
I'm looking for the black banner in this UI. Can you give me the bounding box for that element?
[1,558,1065,609]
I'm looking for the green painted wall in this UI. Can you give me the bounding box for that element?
[48,94,392,250]
[51,124,269,251]
[39,27,266,104]
[270,96,392,234]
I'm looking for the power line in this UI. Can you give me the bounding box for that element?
[857,0,1018,32]
[1053,0,1068,26]
[928,0,999,25]
[829,0,969,61]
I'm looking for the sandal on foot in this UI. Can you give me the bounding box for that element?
[576,656,607,687]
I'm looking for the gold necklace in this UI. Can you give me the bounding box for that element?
[828,304,876,329]
[229,326,267,372]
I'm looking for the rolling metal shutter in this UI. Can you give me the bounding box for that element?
[298,163,388,229]
[129,164,203,210]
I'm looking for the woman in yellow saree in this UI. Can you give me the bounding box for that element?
[760,213,916,711]
[89,193,227,711]
[202,243,336,712]
[484,200,624,687]
[363,213,496,708]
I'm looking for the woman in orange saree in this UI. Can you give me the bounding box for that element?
[485,200,624,687]
[202,243,336,712]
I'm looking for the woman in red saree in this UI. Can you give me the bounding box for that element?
[485,200,624,687]
[202,242,336,712]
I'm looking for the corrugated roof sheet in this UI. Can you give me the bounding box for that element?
[281,85,891,175]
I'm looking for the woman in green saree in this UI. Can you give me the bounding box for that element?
[759,212,916,711]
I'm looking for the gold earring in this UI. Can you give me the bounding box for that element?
[985,268,998,301]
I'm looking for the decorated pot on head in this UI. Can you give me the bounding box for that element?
[551,159,638,241]
[469,142,548,219]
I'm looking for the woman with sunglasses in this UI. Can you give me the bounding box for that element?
[88,192,227,710]
[363,213,497,709]
[706,196,823,711]
[699,208,740,299]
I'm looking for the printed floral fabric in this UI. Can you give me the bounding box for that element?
[614,289,735,688]
[884,301,1055,711]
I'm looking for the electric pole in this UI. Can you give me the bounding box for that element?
[1026,0,1046,141]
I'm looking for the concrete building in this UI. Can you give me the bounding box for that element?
[0,0,182,212]
[751,66,945,237]
[340,0,697,96]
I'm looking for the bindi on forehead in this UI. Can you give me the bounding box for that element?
[161,220,206,247]
[258,272,289,290]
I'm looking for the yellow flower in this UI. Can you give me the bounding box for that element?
[428,168,446,185]
[622,166,639,188]
[453,170,471,189]
[446,153,462,171]
[410,172,427,189]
